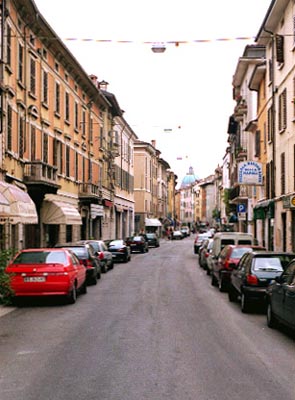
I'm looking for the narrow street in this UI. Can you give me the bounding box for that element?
[0,237,294,400]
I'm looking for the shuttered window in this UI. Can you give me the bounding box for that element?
[7,104,12,151]
[281,152,286,195]
[255,130,261,158]
[278,88,287,132]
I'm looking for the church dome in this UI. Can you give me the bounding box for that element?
[180,167,198,188]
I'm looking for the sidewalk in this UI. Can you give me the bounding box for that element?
[0,304,14,318]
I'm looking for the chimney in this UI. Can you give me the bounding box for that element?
[99,80,109,91]
[151,140,156,148]
[89,74,99,88]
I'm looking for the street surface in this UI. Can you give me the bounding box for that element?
[0,237,294,400]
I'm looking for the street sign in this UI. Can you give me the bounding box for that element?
[237,204,246,213]
[238,212,246,220]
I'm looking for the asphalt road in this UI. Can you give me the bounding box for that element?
[0,237,294,400]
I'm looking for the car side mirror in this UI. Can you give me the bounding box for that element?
[229,262,237,269]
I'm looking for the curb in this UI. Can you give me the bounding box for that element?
[0,305,15,318]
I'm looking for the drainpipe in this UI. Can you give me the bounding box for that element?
[264,28,276,199]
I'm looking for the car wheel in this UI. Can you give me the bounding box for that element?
[206,268,211,276]
[218,277,227,292]
[228,285,238,302]
[80,280,87,295]
[101,263,107,273]
[241,292,251,313]
[109,261,114,270]
[91,272,98,285]
[266,302,278,328]
[67,285,77,304]
[211,273,217,287]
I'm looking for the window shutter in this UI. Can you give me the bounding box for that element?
[276,34,284,64]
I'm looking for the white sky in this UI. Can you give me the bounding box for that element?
[34,0,272,183]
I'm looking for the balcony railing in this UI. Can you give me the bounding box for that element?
[78,182,102,199]
[228,184,249,203]
[24,161,59,187]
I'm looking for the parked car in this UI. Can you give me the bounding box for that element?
[107,239,131,262]
[193,232,212,254]
[204,239,215,275]
[54,242,101,285]
[5,248,87,304]
[180,226,190,237]
[126,235,149,253]
[228,251,295,313]
[199,238,214,271]
[144,232,160,247]
[77,240,114,273]
[211,244,266,292]
[171,230,184,240]
[266,260,295,331]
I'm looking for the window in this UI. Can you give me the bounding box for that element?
[6,24,11,67]
[42,70,48,105]
[6,104,12,151]
[278,89,287,132]
[18,43,24,83]
[255,130,261,158]
[18,113,25,158]
[82,108,86,136]
[55,82,60,115]
[53,139,63,174]
[75,151,79,181]
[267,106,273,142]
[281,152,286,195]
[42,132,48,164]
[31,125,36,160]
[65,92,70,121]
[74,101,79,131]
[275,34,284,64]
[65,145,70,177]
[30,57,36,96]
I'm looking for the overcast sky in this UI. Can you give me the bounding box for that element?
[34,0,272,183]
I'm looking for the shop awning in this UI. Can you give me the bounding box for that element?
[253,199,274,220]
[41,196,82,225]
[145,218,162,227]
[0,181,38,224]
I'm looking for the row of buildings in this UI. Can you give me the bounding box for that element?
[0,0,201,250]
[2,0,294,253]
[181,0,295,252]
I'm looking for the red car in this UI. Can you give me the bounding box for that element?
[5,248,87,304]
[211,244,265,292]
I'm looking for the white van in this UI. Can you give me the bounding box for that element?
[212,232,254,258]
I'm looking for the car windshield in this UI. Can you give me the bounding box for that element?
[109,240,122,246]
[133,236,142,241]
[253,257,283,272]
[13,251,67,264]
[63,247,87,258]
[231,248,253,258]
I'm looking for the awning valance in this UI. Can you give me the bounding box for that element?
[0,181,38,224]
[41,196,82,225]
[145,218,162,227]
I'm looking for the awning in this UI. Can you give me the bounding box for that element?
[253,199,274,220]
[145,218,162,227]
[41,195,82,225]
[0,181,38,224]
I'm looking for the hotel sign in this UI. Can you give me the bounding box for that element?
[238,161,263,185]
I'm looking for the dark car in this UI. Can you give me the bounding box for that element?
[126,235,149,253]
[266,260,295,332]
[211,244,266,292]
[228,251,295,313]
[107,239,131,262]
[77,240,114,273]
[144,233,160,247]
[54,242,101,285]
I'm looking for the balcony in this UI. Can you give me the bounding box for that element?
[228,184,249,204]
[24,161,60,192]
[78,182,102,201]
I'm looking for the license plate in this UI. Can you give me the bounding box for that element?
[24,276,46,282]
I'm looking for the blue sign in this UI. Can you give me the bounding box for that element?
[237,204,246,213]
